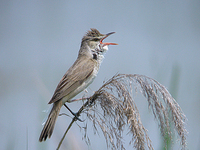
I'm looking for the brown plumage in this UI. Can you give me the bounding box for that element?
[39,28,116,142]
[39,56,97,142]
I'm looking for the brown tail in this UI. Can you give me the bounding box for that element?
[39,101,62,142]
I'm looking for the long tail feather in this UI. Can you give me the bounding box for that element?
[39,101,62,142]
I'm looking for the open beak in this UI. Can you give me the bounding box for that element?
[100,32,118,46]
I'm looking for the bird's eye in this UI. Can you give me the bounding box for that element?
[93,38,99,41]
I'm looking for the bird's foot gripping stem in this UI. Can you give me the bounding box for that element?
[64,104,83,122]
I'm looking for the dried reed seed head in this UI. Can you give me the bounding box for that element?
[81,74,187,150]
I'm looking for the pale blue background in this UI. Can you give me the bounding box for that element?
[1,0,200,149]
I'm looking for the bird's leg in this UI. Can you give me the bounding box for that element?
[64,104,83,122]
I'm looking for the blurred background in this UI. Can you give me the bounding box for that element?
[1,0,200,149]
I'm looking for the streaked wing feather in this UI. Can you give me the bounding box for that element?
[48,57,96,104]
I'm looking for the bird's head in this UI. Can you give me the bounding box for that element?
[80,28,117,54]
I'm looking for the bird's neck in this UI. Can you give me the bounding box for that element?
[92,48,107,66]
[97,53,105,65]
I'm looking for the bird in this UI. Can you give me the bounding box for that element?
[39,28,117,142]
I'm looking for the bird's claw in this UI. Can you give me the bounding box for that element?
[64,104,83,122]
